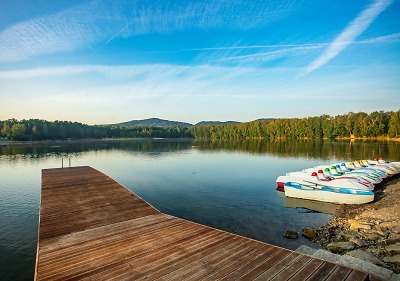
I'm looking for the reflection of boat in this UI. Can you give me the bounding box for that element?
[284,182,374,205]
[284,196,339,215]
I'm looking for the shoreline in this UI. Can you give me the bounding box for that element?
[311,175,400,274]
[1,136,400,145]
[0,137,195,145]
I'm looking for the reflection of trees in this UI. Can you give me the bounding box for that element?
[0,139,195,158]
[1,139,399,162]
[192,139,400,161]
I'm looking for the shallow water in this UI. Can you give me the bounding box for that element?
[0,139,399,280]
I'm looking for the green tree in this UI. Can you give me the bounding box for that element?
[11,123,26,140]
[1,121,12,138]
[388,110,400,138]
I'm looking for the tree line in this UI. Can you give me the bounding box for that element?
[1,110,399,141]
[0,119,192,141]
[188,110,400,140]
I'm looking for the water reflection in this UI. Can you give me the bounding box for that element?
[0,139,399,280]
[1,139,400,162]
[194,139,400,162]
[281,193,339,215]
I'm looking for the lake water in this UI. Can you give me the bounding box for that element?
[1,139,399,280]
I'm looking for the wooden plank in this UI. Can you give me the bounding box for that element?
[268,254,314,281]
[218,246,279,280]
[324,265,352,281]
[91,231,235,280]
[306,262,338,281]
[345,270,369,281]
[235,249,292,280]
[287,258,324,280]
[252,252,303,280]
[35,166,372,281]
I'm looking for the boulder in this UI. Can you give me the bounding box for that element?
[383,255,400,266]
[349,237,368,247]
[341,232,357,241]
[372,228,388,237]
[345,249,386,266]
[302,228,317,240]
[327,242,355,253]
[284,230,298,239]
[357,232,381,242]
[348,219,372,231]
[379,236,400,246]
[386,244,400,255]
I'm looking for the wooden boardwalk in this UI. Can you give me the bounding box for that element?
[35,166,373,280]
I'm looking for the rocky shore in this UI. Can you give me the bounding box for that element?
[310,176,400,274]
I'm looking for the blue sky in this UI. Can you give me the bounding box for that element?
[0,0,399,125]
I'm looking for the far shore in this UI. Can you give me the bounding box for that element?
[1,136,400,145]
[0,137,195,145]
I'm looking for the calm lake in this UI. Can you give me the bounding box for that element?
[1,139,399,280]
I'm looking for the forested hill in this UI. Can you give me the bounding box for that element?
[112,118,241,127]
[195,121,240,126]
[113,118,192,127]
[1,110,399,141]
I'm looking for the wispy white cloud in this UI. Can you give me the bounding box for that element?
[305,0,393,74]
[357,32,400,44]
[180,32,399,65]
[0,0,298,62]
[182,32,400,52]
[211,45,323,64]
[0,63,299,102]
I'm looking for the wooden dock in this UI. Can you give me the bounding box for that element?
[35,166,374,280]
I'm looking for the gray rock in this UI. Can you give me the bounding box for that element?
[358,232,381,241]
[349,237,368,247]
[284,230,298,239]
[386,244,400,255]
[388,273,400,281]
[342,232,357,241]
[380,236,400,246]
[327,242,355,253]
[302,228,317,240]
[338,255,394,280]
[313,249,340,263]
[373,228,389,237]
[383,255,400,265]
[295,245,317,256]
[345,249,386,266]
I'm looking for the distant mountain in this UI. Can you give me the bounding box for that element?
[112,117,275,127]
[113,118,192,127]
[195,121,240,126]
[256,118,276,122]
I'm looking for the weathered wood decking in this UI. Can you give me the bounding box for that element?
[35,166,373,280]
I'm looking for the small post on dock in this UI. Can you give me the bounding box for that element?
[69,158,71,168]
[61,158,63,168]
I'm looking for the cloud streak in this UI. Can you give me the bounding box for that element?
[305,0,393,74]
[0,0,298,62]
[211,45,323,64]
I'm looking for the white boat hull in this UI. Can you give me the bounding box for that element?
[284,182,374,205]
[277,173,374,190]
